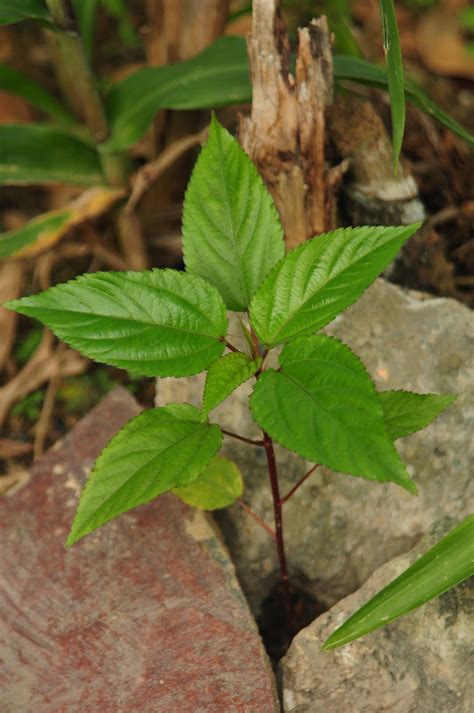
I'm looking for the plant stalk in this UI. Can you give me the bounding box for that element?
[45,0,127,187]
[279,464,319,506]
[221,429,264,447]
[263,431,293,630]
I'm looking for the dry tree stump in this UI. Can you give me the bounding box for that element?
[238,0,334,249]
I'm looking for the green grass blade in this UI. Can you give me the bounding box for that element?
[380,0,405,169]
[0,124,104,186]
[104,36,251,151]
[333,54,474,147]
[72,0,99,61]
[0,64,76,125]
[323,514,474,649]
[0,0,50,25]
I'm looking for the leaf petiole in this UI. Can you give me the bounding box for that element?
[221,428,264,447]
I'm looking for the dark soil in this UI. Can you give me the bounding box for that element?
[257,582,326,667]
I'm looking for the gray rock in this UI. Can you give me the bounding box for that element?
[156,279,474,615]
[280,518,474,713]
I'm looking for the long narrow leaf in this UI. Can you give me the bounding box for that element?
[104,35,473,151]
[333,54,474,147]
[323,514,474,649]
[0,64,76,126]
[0,187,124,259]
[72,0,99,61]
[104,36,251,151]
[380,0,405,168]
[0,0,50,25]
[0,124,104,186]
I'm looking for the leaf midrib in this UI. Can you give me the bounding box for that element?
[23,304,224,341]
[265,233,399,344]
[74,424,217,536]
[214,124,252,307]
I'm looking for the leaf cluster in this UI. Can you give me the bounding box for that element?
[5,118,455,547]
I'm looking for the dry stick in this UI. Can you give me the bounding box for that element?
[33,345,65,459]
[126,130,207,214]
[239,2,333,247]
[263,431,293,630]
[279,464,319,506]
[221,429,264,447]
[238,500,276,540]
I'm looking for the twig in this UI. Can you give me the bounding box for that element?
[0,261,24,371]
[36,244,89,291]
[279,464,319,506]
[0,331,86,428]
[116,208,149,270]
[0,471,29,497]
[238,500,276,540]
[125,129,207,214]
[33,344,66,459]
[221,429,264,447]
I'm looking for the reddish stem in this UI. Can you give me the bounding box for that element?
[250,327,260,359]
[263,431,293,630]
[279,464,319,506]
[238,500,276,540]
[224,339,239,353]
[221,429,264,447]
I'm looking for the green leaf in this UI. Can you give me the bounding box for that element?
[183,117,284,311]
[333,54,474,147]
[103,34,473,151]
[380,0,405,168]
[327,0,361,57]
[66,403,222,545]
[0,64,76,125]
[249,225,419,347]
[250,335,415,493]
[0,0,50,25]
[379,390,457,441]
[0,124,104,186]
[5,269,227,377]
[203,352,262,415]
[0,210,71,259]
[173,455,243,510]
[323,513,474,649]
[72,0,99,60]
[0,187,123,259]
[104,36,251,151]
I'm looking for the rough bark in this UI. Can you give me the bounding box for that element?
[239,1,333,249]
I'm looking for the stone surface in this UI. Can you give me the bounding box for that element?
[280,518,474,713]
[0,388,278,712]
[156,279,474,614]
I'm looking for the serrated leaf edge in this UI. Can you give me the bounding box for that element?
[249,224,421,346]
[249,335,417,494]
[66,405,222,546]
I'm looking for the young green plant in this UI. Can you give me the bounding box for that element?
[5,117,456,627]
